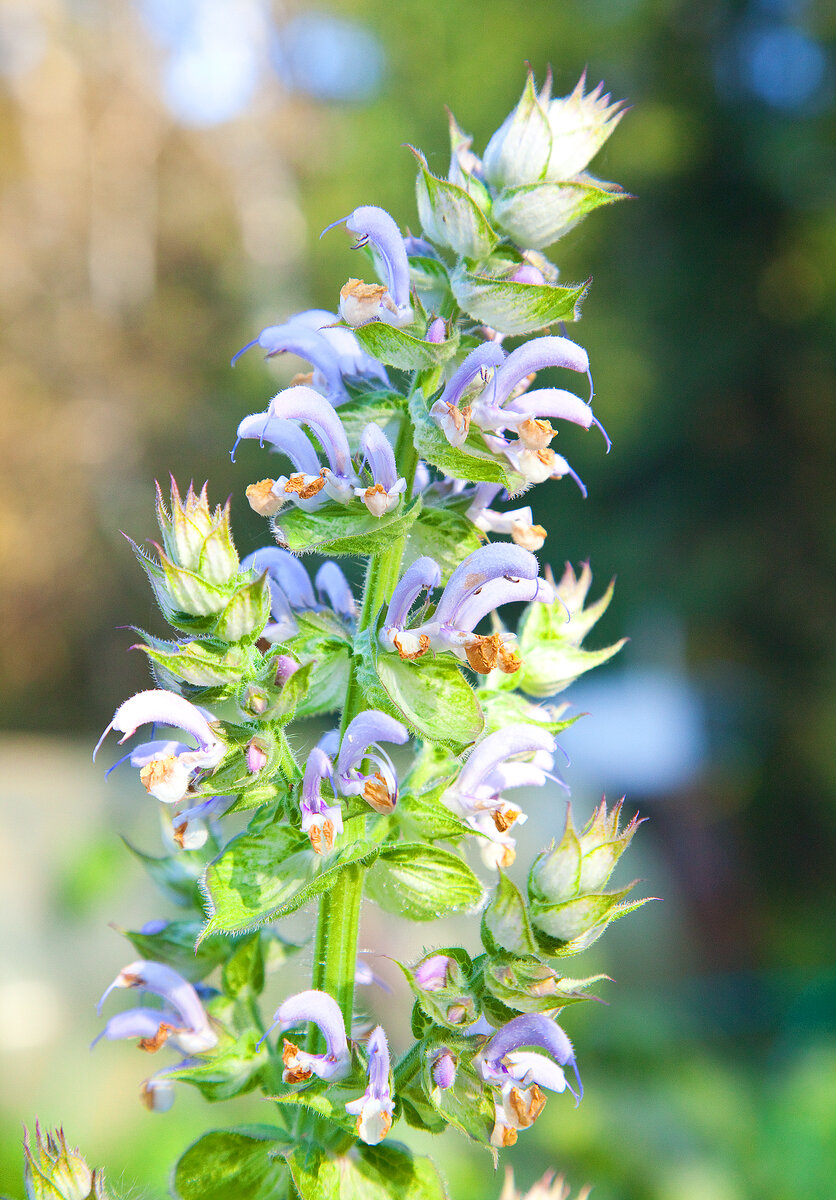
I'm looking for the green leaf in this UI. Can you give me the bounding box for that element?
[295,644,352,718]
[529,884,638,942]
[167,1031,266,1102]
[273,497,421,557]
[287,1142,447,1200]
[221,932,265,997]
[408,390,525,494]
[201,821,379,938]
[481,872,536,956]
[352,321,460,372]
[212,573,271,642]
[354,623,483,754]
[172,1127,291,1200]
[403,506,483,584]
[396,785,473,843]
[492,176,630,249]
[451,264,590,336]
[122,839,206,909]
[366,843,484,921]
[411,145,498,259]
[119,919,230,981]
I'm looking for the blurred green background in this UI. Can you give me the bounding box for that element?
[0,0,834,1197]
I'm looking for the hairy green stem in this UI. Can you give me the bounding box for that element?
[308,399,419,1048]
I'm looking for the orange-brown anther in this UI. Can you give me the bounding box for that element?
[392,632,430,661]
[246,478,284,517]
[308,818,335,856]
[517,417,556,450]
[290,371,314,387]
[492,806,521,833]
[510,522,547,551]
[465,633,502,674]
[536,449,555,468]
[497,643,522,674]
[138,1021,181,1053]
[284,472,327,499]
[139,757,177,794]
[363,773,395,814]
[508,1083,546,1128]
[282,1039,313,1084]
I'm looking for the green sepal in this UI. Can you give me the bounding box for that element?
[166,1030,266,1102]
[158,549,232,616]
[408,389,525,494]
[121,839,207,910]
[397,1089,448,1135]
[408,254,453,315]
[480,951,608,1013]
[127,537,220,635]
[396,947,477,1029]
[403,506,483,584]
[451,263,590,336]
[492,175,630,249]
[200,819,379,939]
[418,1033,496,1155]
[117,918,231,982]
[478,687,578,738]
[366,842,484,921]
[355,620,484,754]
[172,1127,293,1200]
[213,572,271,643]
[410,145,499,259]
[132,633,250,688]
[516,564,626,695]
[221,932,265,997]
[273,497,421,557]
[352,320,461,372]
[286,1141,448,1200]
[481,871,537,956]
[529,885,650,952]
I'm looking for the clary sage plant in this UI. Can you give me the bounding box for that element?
[26,71,650,1200]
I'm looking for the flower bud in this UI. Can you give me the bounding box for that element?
[23,1125,107,1200]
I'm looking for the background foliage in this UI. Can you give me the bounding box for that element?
[0,1,833,1197]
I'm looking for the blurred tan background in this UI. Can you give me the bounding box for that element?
[1,0,834,1197]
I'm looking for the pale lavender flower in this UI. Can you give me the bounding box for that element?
[263,386,356,505]
[509,263,547,285]
[432,1049,457,1091]
[413,954,452,992]
[246,740,268,774]
[94,691,225,804]
[381,545,553,675]
[232,318,347,401]
[430,341,506,447]
[95,961,218,1056]
[354,423,407,517]
[480,1014,582,1146]
[426,316,446,343]
[466,482,546,551]
[336,710,409,813]
[299,747,343,855]
[260,989,350,1083]
[315,561,357,622]
[323,205,413,326]
[444,725,559,869]
[169,795,233,851]
[345,1025,395,1145]
[241,547,318,610]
